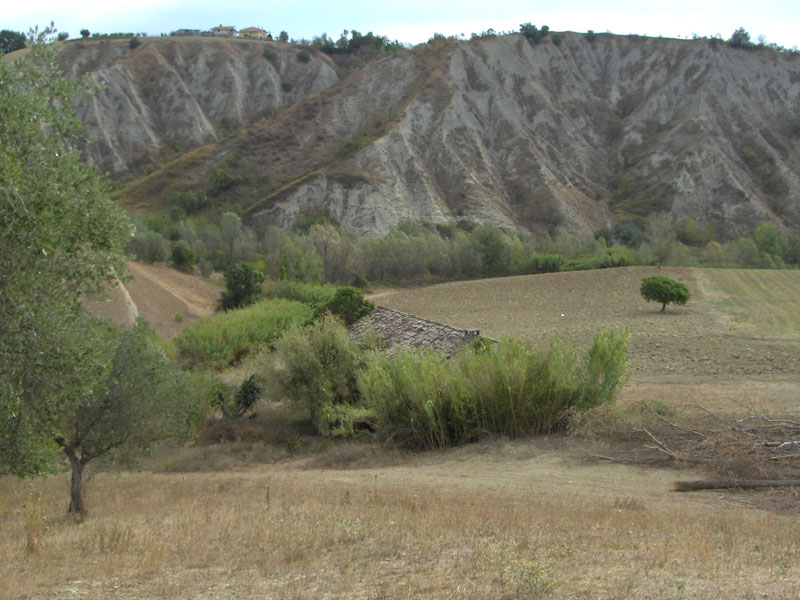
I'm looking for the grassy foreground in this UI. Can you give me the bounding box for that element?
[2,439,799,599]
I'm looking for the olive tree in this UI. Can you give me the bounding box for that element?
[640,275,690,312]
[0,30,132,488]
[53,319,205,518]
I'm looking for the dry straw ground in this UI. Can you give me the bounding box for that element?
[3,266,800,599]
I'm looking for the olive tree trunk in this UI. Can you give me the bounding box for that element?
[61,445,87,520]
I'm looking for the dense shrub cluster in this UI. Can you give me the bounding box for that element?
[320,286,375,324]
[314,30,403,57]
[219,262,265,311]
[271,314,368,436]
[266,318,630,448]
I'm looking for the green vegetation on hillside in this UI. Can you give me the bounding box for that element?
[266,316,630,447]
[5,24,800,531]
[129,203,800,290]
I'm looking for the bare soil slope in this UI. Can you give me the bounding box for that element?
[88,34,800,236]
[88,261,220,337]
[62,37,338,179]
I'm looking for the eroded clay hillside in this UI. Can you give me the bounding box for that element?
[71,33,800,237]
[61,37,338,176]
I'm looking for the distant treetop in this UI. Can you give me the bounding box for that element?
[0,29,26,53]
[728,27,752,49]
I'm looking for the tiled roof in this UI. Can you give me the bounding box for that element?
[348,306,480,358]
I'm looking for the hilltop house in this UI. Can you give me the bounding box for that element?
[239,27,269,39]
[348,306,482,358]
[211,25,237,37]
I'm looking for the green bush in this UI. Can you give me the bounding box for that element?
[127,229,170,263]
[220,262,265,311]
[527,253,564,274]
[320,286,374,324]
[612,219,649,249]
[359,329,630,449]
[171,240,196,271]
[296,49,311,62]
[271,314,368,435]
[198,258,214,277]
[596,246,635,268]
[207,166,242,197]
[263,279,338,306]
[175,298,313,368]
[519,23,543,45]
[234,375,261,417]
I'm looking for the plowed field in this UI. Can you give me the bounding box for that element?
[375,266,800,383]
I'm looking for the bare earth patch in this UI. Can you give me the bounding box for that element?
[88,261,221,337]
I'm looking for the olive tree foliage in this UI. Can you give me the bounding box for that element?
[271,314,365,434]
[640,275,690,312]
[0,29,134,480]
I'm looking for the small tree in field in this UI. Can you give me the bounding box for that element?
[640,275,690,312]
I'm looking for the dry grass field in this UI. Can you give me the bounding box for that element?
[3,266,800,599]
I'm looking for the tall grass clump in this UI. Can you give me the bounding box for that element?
[175,299,314,368]
[358,350,474,449]
[464,337,583,437]
[359,330,630,449]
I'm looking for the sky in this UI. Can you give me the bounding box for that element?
[5,0,800,49]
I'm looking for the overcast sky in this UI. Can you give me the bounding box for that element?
[5,0,800,48]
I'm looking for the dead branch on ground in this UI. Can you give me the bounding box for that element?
[573,401,800,482]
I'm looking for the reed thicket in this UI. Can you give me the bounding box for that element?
[358,330,630,449]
